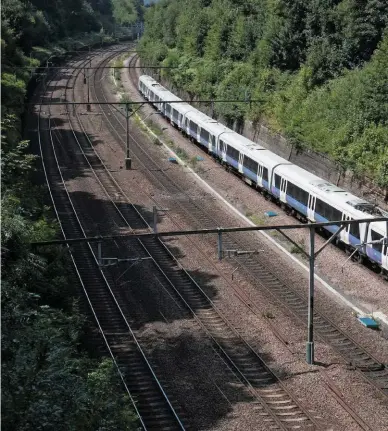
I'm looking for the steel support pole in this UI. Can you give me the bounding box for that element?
[153,206,158,234]
[306,226,315,364]
[218,230,223,260]
[87,65,91,111]
[98,241,102,266]
[125,104,132,169]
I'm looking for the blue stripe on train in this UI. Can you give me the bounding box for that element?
[199,137,209,148]
[366,247,382,264]
[243,166,257,183]
[286,196,308,216]
[314,214,341,233]
[226,155,238,169]
[272,186,280,198]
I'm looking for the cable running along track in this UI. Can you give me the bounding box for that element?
[80,50,333,429]
[111,52,388,399]
[36,46,186,431]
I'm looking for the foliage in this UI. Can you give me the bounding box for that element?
[112,0,143,25]
[139,0,388,186]
[1,1,140,428]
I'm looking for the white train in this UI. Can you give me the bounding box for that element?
[139,75,388,276]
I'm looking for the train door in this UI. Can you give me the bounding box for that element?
[341,213,351,244]
[383,222,388,270]
[209,134,215,153]
[307,194,316,221]
[218,139,226,162]
[382,241,388,271]
[280,177,287,203]
[238,153,244,174]
[184,117,189,135]
[257,165,263,188]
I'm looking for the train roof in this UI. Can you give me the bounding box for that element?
[139,75,157,85]
[185,109,213,124]
[221,131,265,153]
[275,164,384,218]
[249,150,291,170]
[369,220,387,235]
[184,110,232,135]
[203,120,233,137]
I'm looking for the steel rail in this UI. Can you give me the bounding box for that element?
[85,50,328,429]
[36,50,146,429]
[39,47,185,430]
[61,48,186,430]
[81,52,299,430]
[121,53,388,399]
[62,47,186,431]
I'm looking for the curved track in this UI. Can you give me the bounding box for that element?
[123,53,388,399]
[36,47,186,431]
[71,49,326,430]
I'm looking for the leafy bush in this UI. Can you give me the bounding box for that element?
[139,0,388,186]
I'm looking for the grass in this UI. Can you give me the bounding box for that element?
[120,93,131,104]
[290,245,304,254]
[145,119,163,136]
[269,230,282,238]
[189,156,198,168]
[112,58,124,81]
[175,147,189,161]
[246,211,266,226]
[290,238,306,254]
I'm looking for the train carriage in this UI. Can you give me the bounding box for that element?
[183,113,232,153]
[216,132,265,171]
[183,110,213,145]
[138,75,387,275]
[367,221,388,269]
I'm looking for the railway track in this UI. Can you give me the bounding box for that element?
[108,52,388,400]
[64,48,327,429]
[36,47,186,430]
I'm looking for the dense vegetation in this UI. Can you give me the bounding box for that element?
[2,1,142,428]
[139,0,388,187]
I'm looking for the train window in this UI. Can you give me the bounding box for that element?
[262,167,268,182]
[287,182,296,199]
[274,174,281,189]
[371,230,383,253]
[315,198,325,215]
[190,120,198,135]
[172,109,178,121]
[287,181,309,206]
[243,156,258,174]
[332,207,342,221]
[219,140,225,153]
[200,128,210,142]
[349,220,360,239]
[226,145,239,160]
[165,104,171,115]
[315,198,342,221]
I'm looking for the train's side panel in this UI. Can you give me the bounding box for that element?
[139,76,387,271]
